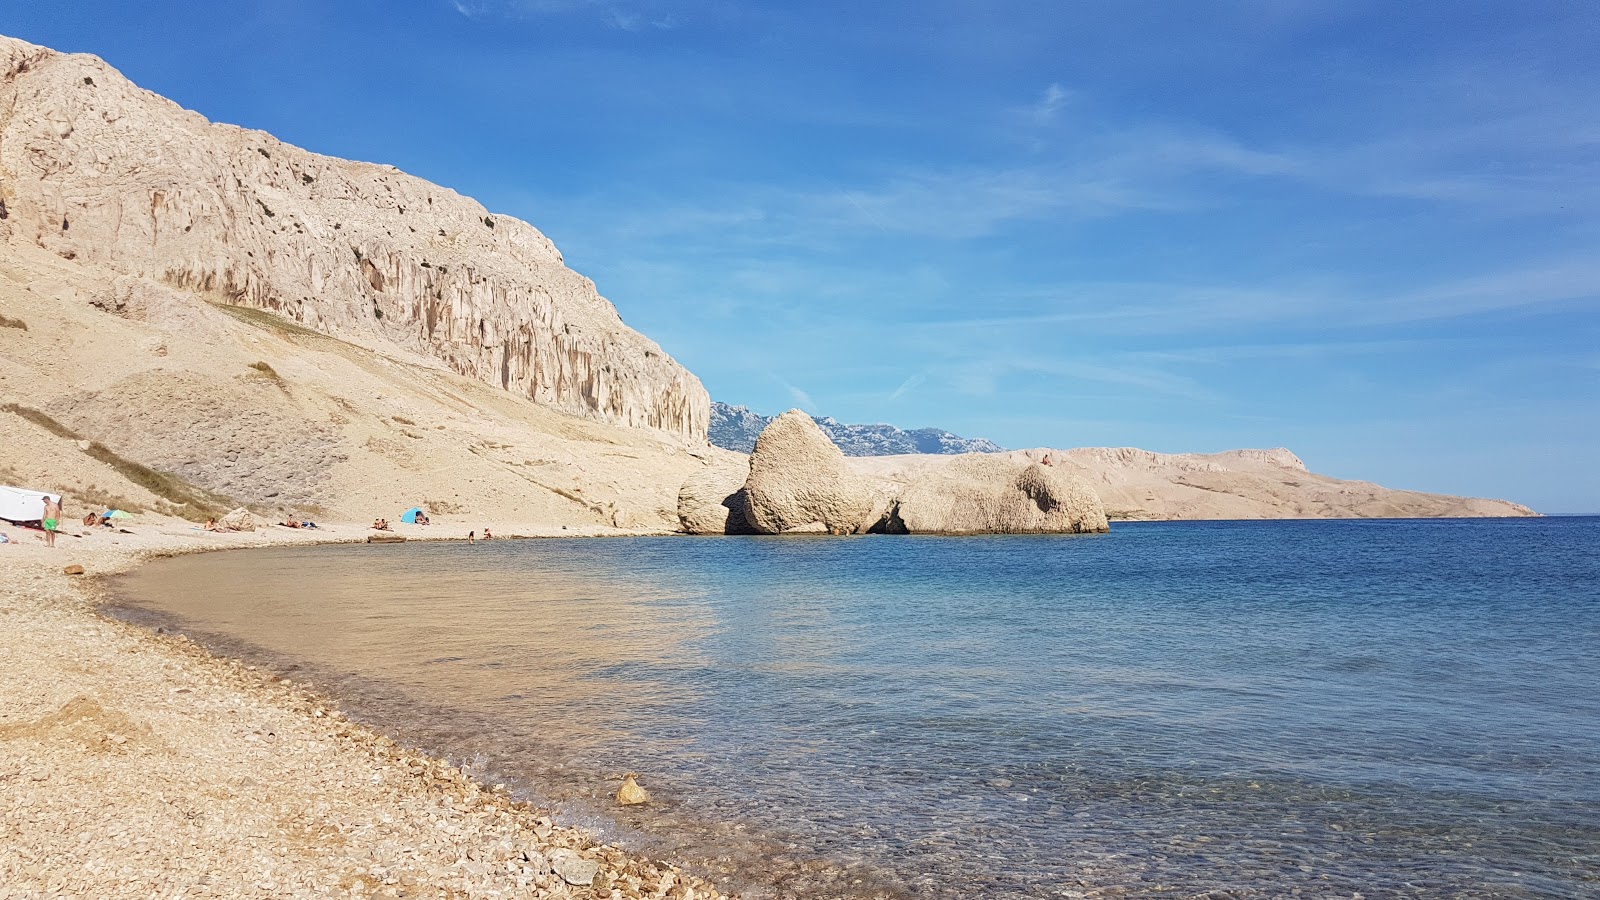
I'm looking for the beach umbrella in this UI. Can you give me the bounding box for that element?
[106,509,133,520]
[400,507,422,524]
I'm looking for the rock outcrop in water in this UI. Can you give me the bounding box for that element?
[676,465,754,535]
[742,411,887,534]
[0,35,707,439]
[692,411,1108,535]
[889,454,1109,534]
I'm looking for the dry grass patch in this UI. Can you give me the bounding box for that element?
[72,484,147,515]
[0,313,27,330]
[2,402,79,439]
[210,301,324,338]
[81,445,237,520]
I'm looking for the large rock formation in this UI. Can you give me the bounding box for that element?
[889,455,1109,534]
[0,35,707,440]
[742,410,885,534]
[721,414,1108,535]
[677,465,754,535]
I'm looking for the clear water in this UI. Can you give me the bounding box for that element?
[111,519,1600,898]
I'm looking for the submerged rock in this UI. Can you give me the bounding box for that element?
[616,773,651,806]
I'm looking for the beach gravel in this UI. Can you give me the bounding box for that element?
[0,522,730,898]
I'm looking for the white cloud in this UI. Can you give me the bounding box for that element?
[1031,82,1070,125]
[889,373,926,401]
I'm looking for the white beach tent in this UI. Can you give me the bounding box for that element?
[0,485,60,524]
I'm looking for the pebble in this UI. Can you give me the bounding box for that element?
[549,848,600,886]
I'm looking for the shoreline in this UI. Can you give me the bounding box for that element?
[0,515,729,898]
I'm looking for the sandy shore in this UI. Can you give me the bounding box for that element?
[0,515,728,899]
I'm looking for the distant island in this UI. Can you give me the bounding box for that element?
[710,402,1004,456]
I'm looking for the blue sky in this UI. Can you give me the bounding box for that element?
[6,1,1597,511]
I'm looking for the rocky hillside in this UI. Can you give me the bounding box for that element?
[0,238,732,528]
[710,402,1004,456]
[0,35,707,440]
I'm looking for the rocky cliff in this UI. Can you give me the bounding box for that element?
[0,35,707,440]
[709,402,1004,455]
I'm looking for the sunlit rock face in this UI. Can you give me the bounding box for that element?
[0,35,708,440]
[889,454,1110,534]
[742,411,886,535]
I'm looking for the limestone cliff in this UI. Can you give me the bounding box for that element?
[0,35,707,440]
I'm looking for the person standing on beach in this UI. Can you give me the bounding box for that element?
[41,494,61,548]
[467,530,475,544]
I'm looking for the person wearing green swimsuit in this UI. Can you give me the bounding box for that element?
[42,495,61,548]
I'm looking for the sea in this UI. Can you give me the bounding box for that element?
[109,517,1600,899]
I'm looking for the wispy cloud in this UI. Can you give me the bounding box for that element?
[452,0,682,29]
[770,375,816,413]
[901,255,1600,337]
[889,373,926,401]
[1030,83,1070,125]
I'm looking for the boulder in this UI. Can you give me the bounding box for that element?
[677,465,754,535]
[742,410,881,535]
[218,506,256,532]
[890,455,1109,534]
[62,564,85,575]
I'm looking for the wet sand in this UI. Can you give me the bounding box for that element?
[0,516,729,898]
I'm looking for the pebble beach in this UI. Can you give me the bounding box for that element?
[0,518,725,899]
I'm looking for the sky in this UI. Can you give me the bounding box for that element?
[5,1,1597,512]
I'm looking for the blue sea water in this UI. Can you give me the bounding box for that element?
[115,518,1600,898]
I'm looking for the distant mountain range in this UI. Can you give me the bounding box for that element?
[710,402,1005,456]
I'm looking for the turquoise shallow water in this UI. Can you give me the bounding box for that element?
[114,518,1600,898]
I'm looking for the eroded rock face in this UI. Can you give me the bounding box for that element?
[743,410,881,535]
[0,35,708,440]
[49,370,344,511]
[890,455,1110,534]
[677,465,754,535]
